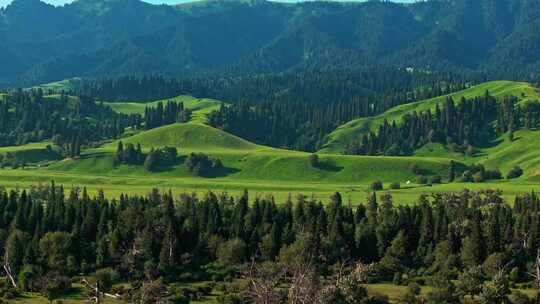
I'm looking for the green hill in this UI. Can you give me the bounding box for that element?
[320,81,540,154]
[7,80,540,203]
[104,95,223,124]
[33,78,80,92]
[103,122,263,153]
[45,118,455,186]
[0,142,61,165]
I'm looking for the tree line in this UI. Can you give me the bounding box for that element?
[0,89,139,149]
[0,184,539,303]
[144,101,192,130]
[207,80,470,152]
[114,142,222,176]
[345,93,540,156]
[76,72,471,152]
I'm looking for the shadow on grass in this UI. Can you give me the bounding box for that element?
[80,151,110,158]
[203,166,241,178]
[317,160,344,172]
[151,156,241,178]
[151,155,187,173]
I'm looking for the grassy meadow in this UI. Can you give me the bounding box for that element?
[2,82,540,204]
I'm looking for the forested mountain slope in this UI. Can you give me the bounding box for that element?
[320,81,540,154]
[320,80,540,177]
[3,0,540,85]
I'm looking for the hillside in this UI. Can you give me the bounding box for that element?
[4,81,540,204]
[105,122,262,152]
[3,0,540,85]
[320,81,540,154]
[104,95,223,124]
[37,112,451,184]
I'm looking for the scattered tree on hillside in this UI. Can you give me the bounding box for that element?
[508,166,524,179]
[309,154,319,168]
[185,153,223,176]
[115,141,144,165]
[143,147,178,172]
[144,101,192,130]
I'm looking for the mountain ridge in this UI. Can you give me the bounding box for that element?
[2,0,540,86]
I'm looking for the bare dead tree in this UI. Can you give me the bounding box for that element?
[81,278,121,304]
[3,251,17,288]
[82,278,102,304]
[136,279,168,304]
[318,260,376,303]
[287,259,320,304]
[244,258,285,304]
[350,261,375,284]
[536,250,540,289]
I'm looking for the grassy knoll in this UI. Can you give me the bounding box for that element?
[0,142,62,165]
[320,81,540,154]
[33,78,79,92]
[103,95,223,124]
[0,142,52,153]
[103,122,263,152]
[413,129,540,176]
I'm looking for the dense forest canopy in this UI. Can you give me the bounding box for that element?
[2,0,540,86]
[343,93,539,157]
[73,71,471,151]
[1,185,540,303]
[0,89,139,149]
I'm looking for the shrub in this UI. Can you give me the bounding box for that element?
[485,169,502,180]
[185,153,224,176]
[407,282,421,295]
[217,239,247,265]
[409,163,421,175]
[416,176,428,184]
[507,166,523,179]
[309,154,319,168]
[431,175,442,184]
[94,268,119,292]
[389,182,400,189]
[370,180,383,191]
[461,171,473,182]
[473,172,484,183]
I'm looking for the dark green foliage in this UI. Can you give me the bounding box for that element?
[185,153,223,176]
[346,95,499,156]
[115,141,144,165]
[217,239,247,265]
[144,146,178,172]
[409,163,421,175]
[309,154,319,168]
[430,175,442,184]
[207,72,467,152]
[456,266,484,298]
[144,101,191,130]
[0,183,539,301]
[416,176,428,185]
[370,181,383,191]
[480,272,511,304]
[389,182,400,190]
[448,160,456,182]
[508,166,524,179]
[4,0,540,86]
[0,90,140,147]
